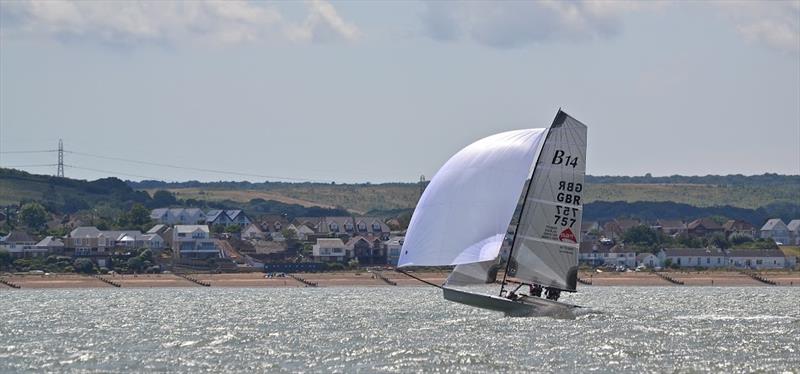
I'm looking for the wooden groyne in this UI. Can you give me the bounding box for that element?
[175,273,211,287]
[0,278,21,289]
[577,276,592,285]
[741,271,777,286]
[370,270,397,286]
[288,274,318,287]
[93,275,121,287]
[654,272,684,285]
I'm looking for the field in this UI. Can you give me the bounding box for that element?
[147,182,797,214]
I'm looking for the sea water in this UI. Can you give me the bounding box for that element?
[1,286,798,373]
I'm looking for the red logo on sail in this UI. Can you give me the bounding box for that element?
[559,228,577,243]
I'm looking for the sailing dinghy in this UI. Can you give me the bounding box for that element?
[398,110,587,317]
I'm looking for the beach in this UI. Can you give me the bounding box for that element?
[1,270,798,289]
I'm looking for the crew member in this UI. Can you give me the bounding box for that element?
[545,287,561,301]
[530,284,543,297]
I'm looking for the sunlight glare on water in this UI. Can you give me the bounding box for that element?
[1,286,798,372]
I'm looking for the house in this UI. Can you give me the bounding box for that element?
[655,219,686,236]
[759,219,790,244]
[242,223,265,240]
[785,219,800,245]
[0,231,39,258]
[150,208,206,225]
[659,248,727,268]
[206,210,251,228]
[385,236,404,266]
[723,219,756,239]
[602,219,640,240]
[284,223,315,241]
[578,242,636,268]
[726,249,786,269]
[636,253,660,268]
[34,236,65,256]
[259,215,291,233]
[346,236,386,265]
[352,217,391,240]
[687,218,724,238]
[172,225,219,259]
[580,221,601,241]
[311,238,352,262]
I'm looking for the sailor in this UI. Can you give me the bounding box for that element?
[530,284,543,298]
[507,291,519,301]
[545,287,561,301]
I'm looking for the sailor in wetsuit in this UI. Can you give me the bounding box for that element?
[530,284,543,297]
[545,287,561,301]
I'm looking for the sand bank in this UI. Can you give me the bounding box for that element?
[1,271,797,289]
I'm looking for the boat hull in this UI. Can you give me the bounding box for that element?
[442,286,579,317]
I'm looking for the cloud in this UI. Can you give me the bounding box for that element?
[714,0,800,54]
[287,0,361,43]
[0,0,360,47]
[419,0,655,48]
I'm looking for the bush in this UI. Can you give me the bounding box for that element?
[326,262,345,271]
[73,258,95,274]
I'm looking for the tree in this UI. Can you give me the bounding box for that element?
[127,257,144,273]
[73,258,95,274]
[622,225,659,247]
[709,232,730,249]
[211,224,226,234]
[151,190,177,207]
[224,224,241,234]
[129,203,151,226]
[19,202,47,230]
[0,249,11,269]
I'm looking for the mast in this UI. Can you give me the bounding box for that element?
[499,110,564,296]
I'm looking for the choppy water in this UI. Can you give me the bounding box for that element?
[1,286,798,373]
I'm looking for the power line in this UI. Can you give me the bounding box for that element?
[0,150,57,154]
[66,150,327,182]
[2,164,58,168]
[64,165,164,181]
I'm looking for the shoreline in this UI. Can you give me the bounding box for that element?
[1,270,798,289]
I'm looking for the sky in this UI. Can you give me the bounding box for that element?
[0,0,798,183]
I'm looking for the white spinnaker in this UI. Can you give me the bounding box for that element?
[509,112,587,291]
[398,128,547,267]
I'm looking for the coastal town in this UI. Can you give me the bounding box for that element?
[1,203,798,289]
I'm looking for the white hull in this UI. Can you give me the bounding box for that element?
[442,287,579,318]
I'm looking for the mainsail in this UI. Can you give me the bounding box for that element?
[398,128,547,267]
[506,111,587,292]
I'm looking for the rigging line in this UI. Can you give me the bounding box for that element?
[395,269,443,289]
[0,150,58,154]
[65,150,326,183]
[63,164,163,181]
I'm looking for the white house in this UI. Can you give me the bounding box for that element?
[172,225,219,259]
[659,248,727,269]
[242,223,265,240]
[578,242,636,268]
[0,231,39,258]
[385,236,404,266]
[726,249,786,269]
[284,223,314,241]
[636,253,661,268]
[312,238,352,262]
[760,219,790,244]
[150,208,206,225]
[786,220,800,245]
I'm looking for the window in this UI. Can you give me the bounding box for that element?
[358,223,367,231]
[373,223,382,231]
[706,258,710,264]
[329,223,338,232]
[717,258,721,264]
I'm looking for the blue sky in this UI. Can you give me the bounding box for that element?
[1,0,798,183]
